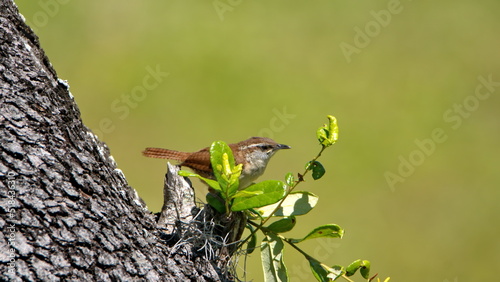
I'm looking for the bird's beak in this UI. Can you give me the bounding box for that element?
[277,144,291,150]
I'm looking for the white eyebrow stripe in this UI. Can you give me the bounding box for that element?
[244,143,264,149]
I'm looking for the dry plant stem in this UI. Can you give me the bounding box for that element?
[236,146,327,250]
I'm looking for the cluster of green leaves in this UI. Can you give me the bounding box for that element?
[180,115,389,282]
[179,141,286,214]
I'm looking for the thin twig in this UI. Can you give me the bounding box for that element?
[236,145,327,250]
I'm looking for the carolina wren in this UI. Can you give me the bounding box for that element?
[143,137,291,188]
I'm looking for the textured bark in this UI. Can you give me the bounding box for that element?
[157,164,196,234]
[0,1,226,280]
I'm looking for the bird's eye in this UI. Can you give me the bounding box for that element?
[260,145,274,151]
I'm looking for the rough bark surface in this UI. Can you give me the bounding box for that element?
[0,1,223,280]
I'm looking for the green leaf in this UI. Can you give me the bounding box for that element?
[231,180,285,212]
[308,259,329,282]
[178,170,222,192]
[327,265,345,280]
[255,191,319,218]
[210,141,233,181]
[285,173,295,187]
[316,127,328,146]
[246,224,257,254]
[210,141,240,194]
[232,189,264,199]
[178,170,198,177]
[359,260,370,279]
[308,259,344,282]
[317,115,339,147]
[267,216,296,233]
[327,115,339,142]
[261,233,288,282]
[206,193,225,213]
[290,224,343,243]
[306,161,325,180]
[360,261,371,279]
[248,208,266,221]
[312,161,325,180]
[220,152,242,196]
[345,259,370,279]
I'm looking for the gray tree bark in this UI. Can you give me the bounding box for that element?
[0,1,230,280]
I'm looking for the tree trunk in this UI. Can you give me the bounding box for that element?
[0,1,232,280]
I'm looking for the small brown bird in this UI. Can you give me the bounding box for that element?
[143,137,290,188]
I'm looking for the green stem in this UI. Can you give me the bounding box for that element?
[225,190,230,215]
[235,145,327,250]
[280,235,311,259]
[280,234,355,282]
[249,220,357,282]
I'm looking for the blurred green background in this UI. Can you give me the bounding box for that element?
[16,0,500,280]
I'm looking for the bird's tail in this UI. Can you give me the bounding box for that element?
[142,148,189,161]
